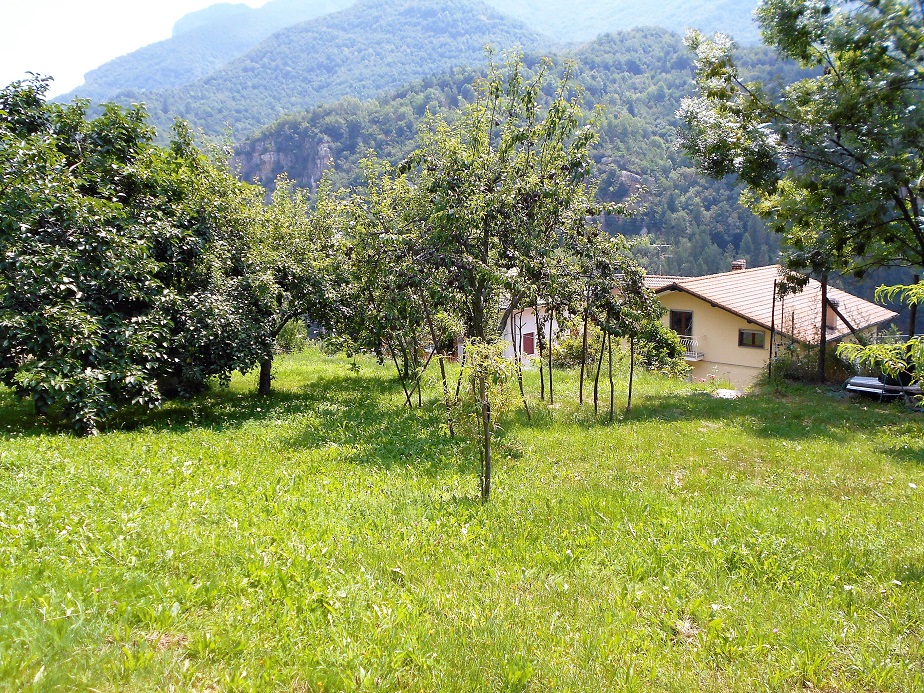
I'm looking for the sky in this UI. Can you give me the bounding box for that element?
[0,0,267,97]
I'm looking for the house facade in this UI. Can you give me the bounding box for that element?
[500,305,559,363]
[647,264,898,387]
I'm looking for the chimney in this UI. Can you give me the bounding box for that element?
[826,297,839,330]
[731,259,747,271]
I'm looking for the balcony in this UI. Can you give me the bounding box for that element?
[679,336,705,361]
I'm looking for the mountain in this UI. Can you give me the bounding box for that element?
[487,0,761,44]
[235,28,807,278]
[55,0,356,103]
[59,0,761,105]
[130,0,550,140]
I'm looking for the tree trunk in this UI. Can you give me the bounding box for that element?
[258,356,273,396]
[480,376,492,503]
[593,330,606,415]
[387,337,413,407]
[909,273,919,340]
[627,337,636,414]
[511,310,531,421]
[536,305,546,401]
[548,309,554,405]
[608,331,615,423]
[818,273,828,382]
[579,289,590,405]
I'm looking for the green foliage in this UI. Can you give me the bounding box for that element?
[0,78,274,433]
[1,349,923,690]
[678,0,924,279]
[838,281,924,390]
[772,341,857,385]
[273,319,311,354]
[636,319,691,378]
[238,29,806,277]
[552,322,602,369]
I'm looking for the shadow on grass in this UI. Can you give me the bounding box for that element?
[631,389,918,441]
[0,372,467,476]
[897,563,924,584]
[883,443,924,466]
[505,381,919,445]
[280,373,466,475]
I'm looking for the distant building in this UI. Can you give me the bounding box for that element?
[499,305,559,362]
[646,264,898,387]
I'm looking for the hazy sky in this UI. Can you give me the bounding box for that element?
[0,0,267,97]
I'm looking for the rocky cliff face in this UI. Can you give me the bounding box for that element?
[235,134,333,192]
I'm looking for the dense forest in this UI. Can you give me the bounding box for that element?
[236,28,804,278]
[107,0,549,138]
[487,0,760,44]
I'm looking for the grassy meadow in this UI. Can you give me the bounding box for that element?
[1,348,923,692]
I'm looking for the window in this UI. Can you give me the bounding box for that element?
[739,329,766,348]
[522,332,535,356]
[669,310,693,337]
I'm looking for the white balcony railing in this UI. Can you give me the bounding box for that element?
[679,336,705,361]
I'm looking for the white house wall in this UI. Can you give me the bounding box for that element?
[501,306,559,364]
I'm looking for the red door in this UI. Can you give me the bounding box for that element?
[522,332,535,355]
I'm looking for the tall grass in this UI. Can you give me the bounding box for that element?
[1,349,922,691]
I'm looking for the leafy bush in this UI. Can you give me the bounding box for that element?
[274,319,311,354]
[769,342,857,384]
[636,320,691,378]
[551,322,603,370]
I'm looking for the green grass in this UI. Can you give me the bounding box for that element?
[1,348,923,692]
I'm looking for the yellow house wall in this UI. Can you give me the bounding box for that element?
[658,290,771,388]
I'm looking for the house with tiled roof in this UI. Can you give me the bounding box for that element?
[645,263,898,387]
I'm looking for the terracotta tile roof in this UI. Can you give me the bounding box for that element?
[643,275,689,291]
[649,265,897,345]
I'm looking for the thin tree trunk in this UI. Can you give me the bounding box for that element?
[819,272,828,382]
[422,296,455,436]
[627,337,636,414]
[511,310,531,421]
[593,330,606,415]
[548,309,554,405]
[258,356,273,396]
[455,347,467,401]
[579,288,590,405]
[411,334,423,408]
[480,376,492,503]
[401,335,439,408]
[536,305,546,401]
[387,337,413,406]
[909,273,919,339]
[608,331,615,423]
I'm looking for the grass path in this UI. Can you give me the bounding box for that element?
[1,349,922,691]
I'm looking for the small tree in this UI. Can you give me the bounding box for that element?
[457,340,515,502]
[250,176,344,395]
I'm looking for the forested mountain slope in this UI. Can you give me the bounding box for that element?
[58,0,760,105]
[487,0,760,43]
[56,0,355,103]
[128,0,548,139]
[236,28,800,277]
